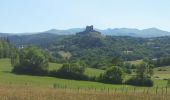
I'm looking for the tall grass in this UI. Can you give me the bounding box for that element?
[0,86,169,100]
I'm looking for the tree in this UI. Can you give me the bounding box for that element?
[111,57,124,66]
[11,48,19,67]
[99,66,124,84]
[125,62,154,86]
[136,62,154,79]
[12,45,49,75]
[0,39,11,58]
[121,62,133,74]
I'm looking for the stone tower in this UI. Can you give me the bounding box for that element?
[85,25,94,32]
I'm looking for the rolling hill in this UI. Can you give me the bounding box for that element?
[2,26,170,69]
[1,26,170,38]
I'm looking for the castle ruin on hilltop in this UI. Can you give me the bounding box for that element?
[85,25,94,32]
[76,25,101,35]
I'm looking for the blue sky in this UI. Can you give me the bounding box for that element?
[0,0,170,33]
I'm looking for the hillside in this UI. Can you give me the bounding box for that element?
[8,33,67,48]
[44,27,170,68]
[4,26,170,69]
[48,26,113,68]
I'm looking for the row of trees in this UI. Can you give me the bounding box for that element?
[10,45,154,86]
[50,63,88,80]
[143,57,170,68]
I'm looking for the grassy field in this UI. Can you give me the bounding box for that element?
[0,59,133,89]
[0,59,170,100]
[0,59,168,88]
[84,68,104,77]
[154,66,170,79]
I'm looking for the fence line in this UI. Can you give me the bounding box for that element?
[52,83,169,95]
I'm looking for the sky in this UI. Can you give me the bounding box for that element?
[0,0,170,33]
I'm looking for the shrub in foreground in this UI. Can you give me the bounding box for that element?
[98,66,124,84]
[125,77,153,87]
[125,62,154,87]
[12,46,49,76]
[50,63,88,80]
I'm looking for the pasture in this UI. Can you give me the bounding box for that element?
[0,59,170,100]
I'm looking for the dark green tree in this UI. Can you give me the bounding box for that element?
[111,57,124,66]
[99,66,125,84]
[136,62,154,79]
[0,39,11,58]
[125,62,154,86]
[51,62,87,80]
[12,45,49,75]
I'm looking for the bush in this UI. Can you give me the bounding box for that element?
[125,77,153,87]
[98,66,124,84]
[50,63,88,80]
[12,46,49,76]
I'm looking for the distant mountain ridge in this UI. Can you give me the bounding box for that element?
[100,28,170,38]
[44,28,84,35]
[43,27,170,38]
[0,27,170,38]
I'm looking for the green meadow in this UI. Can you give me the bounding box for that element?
[0,59,168,90]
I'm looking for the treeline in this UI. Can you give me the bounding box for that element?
[144,57,170,67]
[153,57,170,67]
[11,45,154,87]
